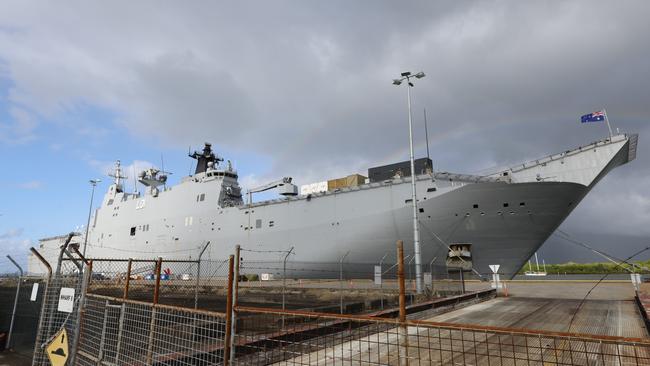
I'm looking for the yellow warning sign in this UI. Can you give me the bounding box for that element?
[46,328,69,366]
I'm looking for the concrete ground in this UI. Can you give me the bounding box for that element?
[428,297,646,338]
[466,280,637,300]
[272,281,648,365]
[0,351,31,366]
[438,280,647,338]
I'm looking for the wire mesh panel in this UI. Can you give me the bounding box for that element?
[233,307,650,366]
[32,258,86,366]
[0,277,45,359]
[86,259,158,301]
[84,257,231,311]
[76,294,228,366]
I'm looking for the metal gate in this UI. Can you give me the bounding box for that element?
[31,234,89,366]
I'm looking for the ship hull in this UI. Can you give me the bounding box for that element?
[232,181,588,279]
[83,177,587,279]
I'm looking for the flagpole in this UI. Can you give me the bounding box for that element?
[603,108,613,139]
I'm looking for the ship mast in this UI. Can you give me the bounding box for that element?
[189,143,223,175]
[108,160,127,192]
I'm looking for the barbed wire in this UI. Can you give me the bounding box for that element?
[240,247,293,254]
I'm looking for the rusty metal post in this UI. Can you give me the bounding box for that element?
[397,240,409,366]
[146,258,162,365]
[153,257,162,304]
[397,241,406,322]
[230,246,240,363]
[195,241,211,309]
[68,260,92,366]
[124,259,133,300]
[234,244,240,308]
[224,255,235,366]
[281,246,294,329]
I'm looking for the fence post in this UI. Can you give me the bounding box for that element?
[29,247,51,364]
[230,245,240,363]
[114,302,126,364]
[146,258,162,365]
[68,259,92,366]
[195,241,211,309]
[124,258,132,300]
[281,246,294,330]
[153,257,162,304]
[397,240,409,366]
[6,255,23,350]
[339,250,350,315]
[224,255,235,366]
[379,252,388,310]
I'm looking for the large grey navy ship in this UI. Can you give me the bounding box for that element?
[31,132,638,279]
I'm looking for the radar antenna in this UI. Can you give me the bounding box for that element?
[189,143,223,175]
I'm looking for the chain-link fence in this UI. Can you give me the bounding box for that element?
[236,246,468,315]
[76,294,228,365]
[82,257,232,312]
[233,306,650,366]
[32,248,88,366]
[23,239,650,365]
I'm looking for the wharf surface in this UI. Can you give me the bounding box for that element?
[440,281,646,338]
[271,281,648,365]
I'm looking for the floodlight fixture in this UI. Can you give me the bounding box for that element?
[392,79,402,85]
[414,71,426,79]
[401,71,411,77]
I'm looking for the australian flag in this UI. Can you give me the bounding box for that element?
[581,110,605,123]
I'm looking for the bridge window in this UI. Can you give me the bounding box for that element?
[130,227,136,236]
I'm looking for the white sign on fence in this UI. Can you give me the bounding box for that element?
[489,264,500,274]
[424,272,432,287]
[30,282,39,302]
[374,265,382,285]
[491,274,502,289]
[57,287,75,313]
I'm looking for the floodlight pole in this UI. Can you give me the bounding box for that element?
[83,179,101,257]
[394,71,425,294]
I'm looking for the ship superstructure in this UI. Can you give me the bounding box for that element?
[29,133,638,278]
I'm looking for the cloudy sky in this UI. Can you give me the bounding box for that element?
[0,1,648,271]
